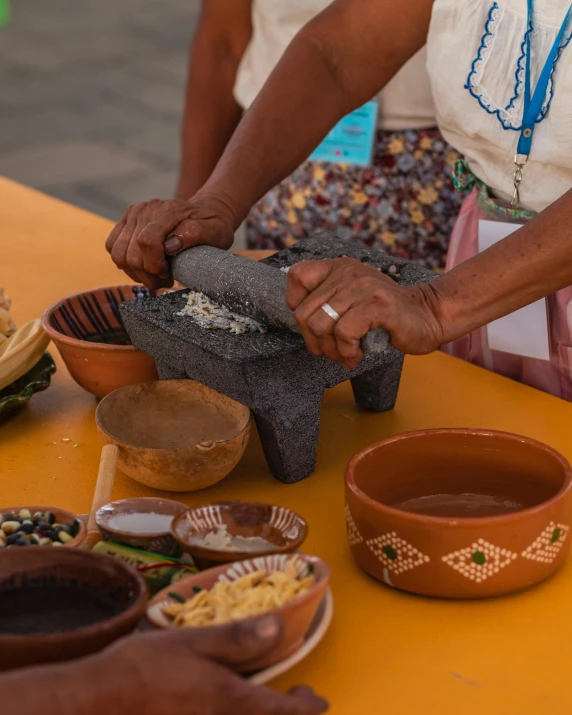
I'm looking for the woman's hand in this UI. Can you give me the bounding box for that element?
[0,615,328,715]
[101,616,328,715]
[286,257,446,369]
[105,194,237,289]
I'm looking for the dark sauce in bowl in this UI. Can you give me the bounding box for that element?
[83,327,132,346]
[0,584,123,635]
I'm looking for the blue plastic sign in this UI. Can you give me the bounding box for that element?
[309,101,378,166]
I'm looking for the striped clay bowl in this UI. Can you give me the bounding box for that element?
[171,501,308,569]
[42,285,168,398]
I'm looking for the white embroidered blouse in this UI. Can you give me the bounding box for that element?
[234,0,437,131]
[427,0,572,213]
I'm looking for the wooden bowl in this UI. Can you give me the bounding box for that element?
[96,381,251,492]
[345,429,572,599]
[146,553,330,672]
[96,497,189,556]
[41,285,168,398]
[0,548,147,672]
[0,505,86,548]
[171,501,308,569]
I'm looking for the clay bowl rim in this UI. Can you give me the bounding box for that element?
[41,284,166,353]
[0,548,148,647]
[346,428,572,527]
[95,496,189,540]
[170,500,309,560]
[147,552,330,630]
[95,381,252,453]
[0,505,87,548]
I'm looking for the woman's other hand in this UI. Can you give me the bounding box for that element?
[286,257,446,369]
[109,615,329,715]
[105,194,237,289]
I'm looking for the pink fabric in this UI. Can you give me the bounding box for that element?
[442,189,572,401]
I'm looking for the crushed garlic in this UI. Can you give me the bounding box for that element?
[176,291,267,335]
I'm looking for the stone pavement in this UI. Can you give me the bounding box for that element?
[0,0,200,221]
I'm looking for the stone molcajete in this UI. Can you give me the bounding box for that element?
[120,235,436,483]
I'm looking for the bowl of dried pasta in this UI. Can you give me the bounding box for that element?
[146,553,330,672]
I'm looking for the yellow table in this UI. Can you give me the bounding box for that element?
[2,176,572,714]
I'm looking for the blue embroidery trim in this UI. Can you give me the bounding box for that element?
[465,1,572,132]
[504,13,534,127]
[464,3,505,123]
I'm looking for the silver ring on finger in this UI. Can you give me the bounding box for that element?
[321,302,341,322]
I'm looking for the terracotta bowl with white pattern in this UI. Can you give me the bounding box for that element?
[345,429,572,599]
[146,553,329,672]
[171,501,308,570]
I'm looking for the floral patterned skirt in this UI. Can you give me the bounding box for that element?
[246,127,466,271]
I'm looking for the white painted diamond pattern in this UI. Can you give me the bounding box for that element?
[442,539,517,583]
[521,522,570,564]
[345,505,363,546]
[366,531,430,574]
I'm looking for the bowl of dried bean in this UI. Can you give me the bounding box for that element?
[0,506,86,549]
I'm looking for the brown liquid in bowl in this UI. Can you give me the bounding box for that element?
[392,492,525,518]
[0,584,122,635]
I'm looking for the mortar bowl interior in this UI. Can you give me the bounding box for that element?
[352,431,568,518]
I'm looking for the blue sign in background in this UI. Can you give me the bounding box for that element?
[309,101,378,166]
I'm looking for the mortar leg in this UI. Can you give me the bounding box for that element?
[252,395,323,484]
[350,354,404,412]
[154,359,186,380]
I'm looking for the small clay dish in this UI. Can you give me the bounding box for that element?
[171,501,308,569]
[345,429,572,599]
[147,553,329,672]
[0,505,86,548]
[0,547,147,672]
[96,381,251,492]
[42,285,169,398]
[96,497,189,556]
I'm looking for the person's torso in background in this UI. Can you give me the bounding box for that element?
[233,0,437,131]
[427,0,572,214]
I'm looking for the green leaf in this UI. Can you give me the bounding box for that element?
[168,591,186,603]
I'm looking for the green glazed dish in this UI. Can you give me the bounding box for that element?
[0,352,56,421]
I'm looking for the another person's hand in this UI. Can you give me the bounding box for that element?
[105,195,237,289]
[287,258,446,370]
[106,615,329,715]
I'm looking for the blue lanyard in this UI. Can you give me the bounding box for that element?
[512,0,572,206]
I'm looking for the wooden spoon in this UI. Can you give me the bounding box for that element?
[83,443,119,548]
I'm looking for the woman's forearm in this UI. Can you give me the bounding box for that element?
[176,49,243,199]
[435,189,572,341]
[196,0,435,226]
[176,1,252,199]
